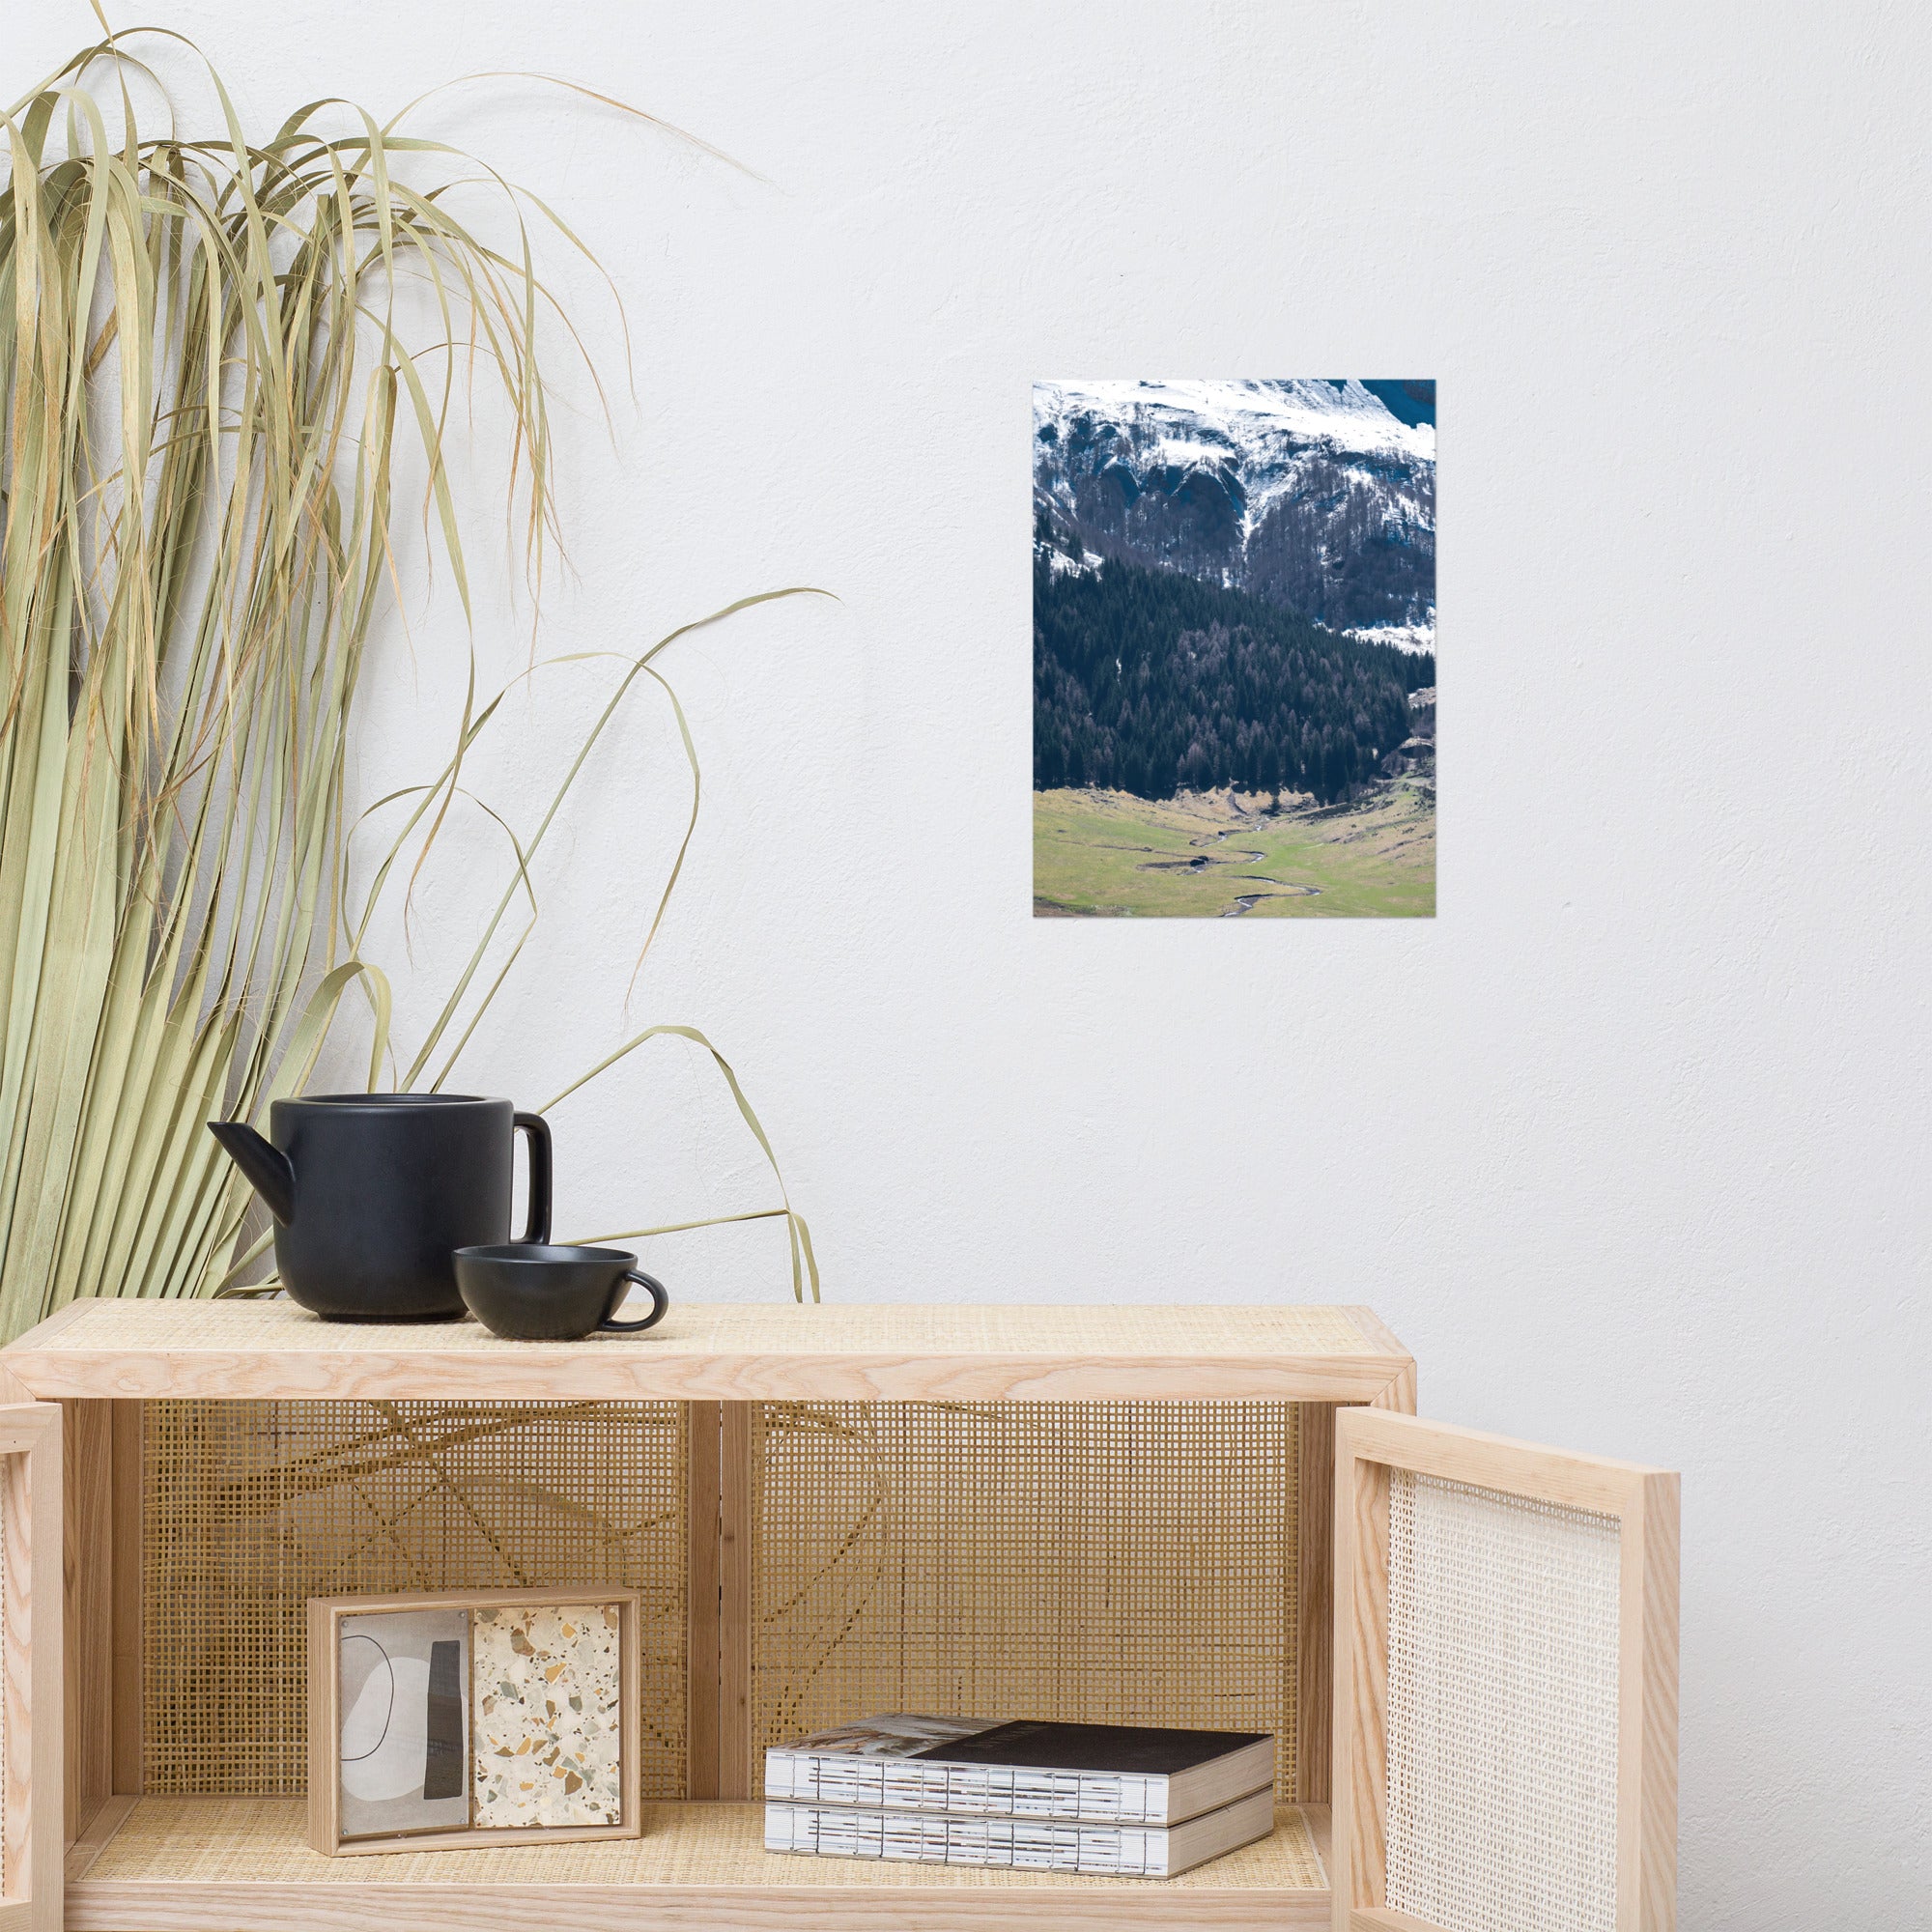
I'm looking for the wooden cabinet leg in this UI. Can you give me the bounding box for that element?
[62,1399,112,1841]
[686,1402,722,1798]
[1295,1402,1335,1806]
[110,1400,141,1795]
[687,1401,756,1801]
[718,1402,753,1800]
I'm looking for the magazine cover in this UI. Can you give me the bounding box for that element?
[772,1715,996,1758]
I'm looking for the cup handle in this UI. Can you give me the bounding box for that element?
[600,1270,669,1334]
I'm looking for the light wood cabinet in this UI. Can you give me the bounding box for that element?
[0,1298,1675,1932]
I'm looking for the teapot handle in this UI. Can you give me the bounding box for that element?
[513,1112,553,1244]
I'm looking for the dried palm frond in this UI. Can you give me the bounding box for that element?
[0,28,817,1339]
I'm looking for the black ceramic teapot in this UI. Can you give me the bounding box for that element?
[209,1094,551,1321]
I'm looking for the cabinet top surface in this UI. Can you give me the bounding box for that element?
[1,1297,1409,1403]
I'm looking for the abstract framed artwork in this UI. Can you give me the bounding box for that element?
[307,1586,642,1855]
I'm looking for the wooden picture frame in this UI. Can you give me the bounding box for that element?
[307,1586,642,1856]
[1332,1407,1679,1932]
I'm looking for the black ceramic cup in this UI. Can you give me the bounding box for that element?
[452,1243,669,1342]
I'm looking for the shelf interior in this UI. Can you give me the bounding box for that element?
[136,1398,1313,1805]
[72,1797,1329,1893]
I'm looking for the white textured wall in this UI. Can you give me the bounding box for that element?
[17,3,1928,1920]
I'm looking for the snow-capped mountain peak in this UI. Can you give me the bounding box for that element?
[1037,378,1432,461]
[1033,378,1436,652]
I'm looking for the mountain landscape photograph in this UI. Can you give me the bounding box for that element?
[1033,379,1436,917]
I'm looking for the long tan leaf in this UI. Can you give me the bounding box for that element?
[0,29,821,1335]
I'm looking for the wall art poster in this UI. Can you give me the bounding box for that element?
[337,1605,471,1839]
[1033,380,1435,918]
[471,1602,626,1827]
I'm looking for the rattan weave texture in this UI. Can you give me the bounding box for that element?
[751,1402,1301,1799]
[82,1797,1326,1889]
[1385,1469,1620,1932]
[143,1401,686,1797]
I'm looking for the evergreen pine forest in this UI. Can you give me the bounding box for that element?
[1033,544,1435,805]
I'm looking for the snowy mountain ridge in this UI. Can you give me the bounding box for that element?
[1034,378,1436,653]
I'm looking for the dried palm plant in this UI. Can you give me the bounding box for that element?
[0,26,817,1340]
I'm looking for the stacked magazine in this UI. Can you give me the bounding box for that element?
[764,1714,1276,1878]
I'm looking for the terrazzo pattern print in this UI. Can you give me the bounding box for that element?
[471,1604,624,1828]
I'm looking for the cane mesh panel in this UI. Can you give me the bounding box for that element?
[142,1401,686,1796]
[1385,1469,1621,1932]
[751,1401,1299,1798]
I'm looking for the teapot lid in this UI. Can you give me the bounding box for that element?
[281,1092,507,1108]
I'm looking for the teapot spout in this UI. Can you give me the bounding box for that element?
[208,1120,296,1224]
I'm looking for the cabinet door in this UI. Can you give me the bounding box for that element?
[0,1405,60,1932]
[1333,1408,1677,1932]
